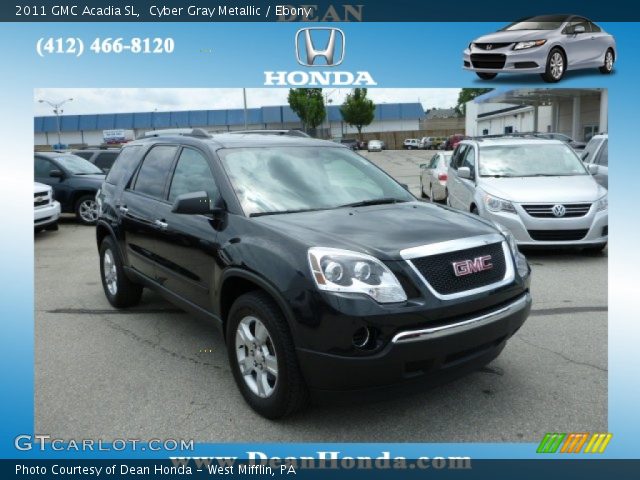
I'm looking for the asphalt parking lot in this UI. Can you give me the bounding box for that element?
[35,149,607,443]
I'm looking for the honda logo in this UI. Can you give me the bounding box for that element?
[295,27,345,67]
[552,204,566,217]
[486,44,493,50]
[452,255,493,277]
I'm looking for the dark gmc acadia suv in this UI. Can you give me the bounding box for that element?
[96,130,532,418]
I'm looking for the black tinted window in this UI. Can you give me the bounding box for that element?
[94,152,119,170]
[133,146,178,198]
[462,147,476,176]
[168,148,218,203]
[589,22,601,33]
[451,145,467,169]
[34,157,55,177]
[106,146,142,186]
[73,151,93,160]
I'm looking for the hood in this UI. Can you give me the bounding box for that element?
[480,175,605,203]
[474,29,552,44]
[34,182,51,194]
[255,201,497,261]
[73,173,106,183]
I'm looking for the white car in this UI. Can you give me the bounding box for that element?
[446,137,607,252]
[580,133,608,189]
[34,182,60,232]
[367,139,383,152]
[419,152,453,202]
[403,139,420,150]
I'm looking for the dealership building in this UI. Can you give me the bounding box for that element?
[34,102,425,147]
[465,88,607,142]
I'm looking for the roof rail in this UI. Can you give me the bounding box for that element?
[140,128,211,139]
[226,129,311,138]
[473,133,545,141]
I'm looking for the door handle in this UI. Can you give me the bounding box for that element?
[154,219,168,230]
[118,205,128,214]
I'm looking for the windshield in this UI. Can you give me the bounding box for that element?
[55,154,103,174]
[219,146,414,216]
[502,16,566,31]
[479,144,588,177]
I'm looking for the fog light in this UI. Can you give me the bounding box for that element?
[352,327,371,349]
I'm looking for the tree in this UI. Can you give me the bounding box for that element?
[455,88,493,116]
[287,88,326,134]
[340,88,376,140]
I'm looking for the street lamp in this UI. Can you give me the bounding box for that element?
[39,98,73,147]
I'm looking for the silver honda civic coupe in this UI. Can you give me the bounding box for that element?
[463,14,616,82]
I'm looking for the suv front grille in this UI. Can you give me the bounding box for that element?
[522,203,592,218]
[474,42,512,50]
[410,242,506,296]
[34,192,50,208]
[528,229,589,241]
[470,53,506,69]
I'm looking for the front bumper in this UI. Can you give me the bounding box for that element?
[34,201,61,227]
[481,204,608,247]
[463,45,548,74]
[297,292,531,395]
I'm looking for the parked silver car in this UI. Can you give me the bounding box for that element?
[581,133,608,188]
[367,139,383,152]
[446,138,607,251]
[463,14,616,82]
[419,152,453,202]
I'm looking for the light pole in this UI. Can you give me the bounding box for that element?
[323,89,338,139]
[39,98,73,147]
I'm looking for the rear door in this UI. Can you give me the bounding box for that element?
[153,146,221,309]
[120,144,178,280]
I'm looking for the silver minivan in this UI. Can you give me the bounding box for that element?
[446,137,608,251]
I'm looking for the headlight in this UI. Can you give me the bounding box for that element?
[484,193,516,213]
[308,247,407,304]
[493,222,519,256]
[596,194,608,211]
[513,39,547,50]
[469,42,474,49]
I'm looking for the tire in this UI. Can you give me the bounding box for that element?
[476,72,497,80]
[99,236,143,308]
[599,49,614,74]
[541,48,566,83]
[226,291,308,419]
[583,243,607,254]
[75,194,99,225]
[46,222,59,231]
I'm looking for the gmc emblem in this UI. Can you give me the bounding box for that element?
[452,255,493,277]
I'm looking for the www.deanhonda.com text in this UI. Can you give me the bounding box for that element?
[171,452,472,471]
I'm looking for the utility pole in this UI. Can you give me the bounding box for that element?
[38,97,73,147]
[243,88,248,130]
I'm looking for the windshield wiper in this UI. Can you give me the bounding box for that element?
[336,198,407,209]
[250,207,326,218]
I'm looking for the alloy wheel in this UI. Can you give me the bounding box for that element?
[235,316,278,398]
[550,52,564,79]
[605,51,613,71]
[103,249,118,296]
[79,199,99,223]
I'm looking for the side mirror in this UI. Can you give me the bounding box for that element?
[172,191,216,215]
[574,25,586,34]
[587,164,599,175]
[458,166,472,179]
[399,183,410,190]
[49,169,64,178]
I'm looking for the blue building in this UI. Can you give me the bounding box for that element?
[34,103,425,146]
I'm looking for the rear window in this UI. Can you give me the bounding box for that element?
[105,146,142,186]
[94,151,119,170]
